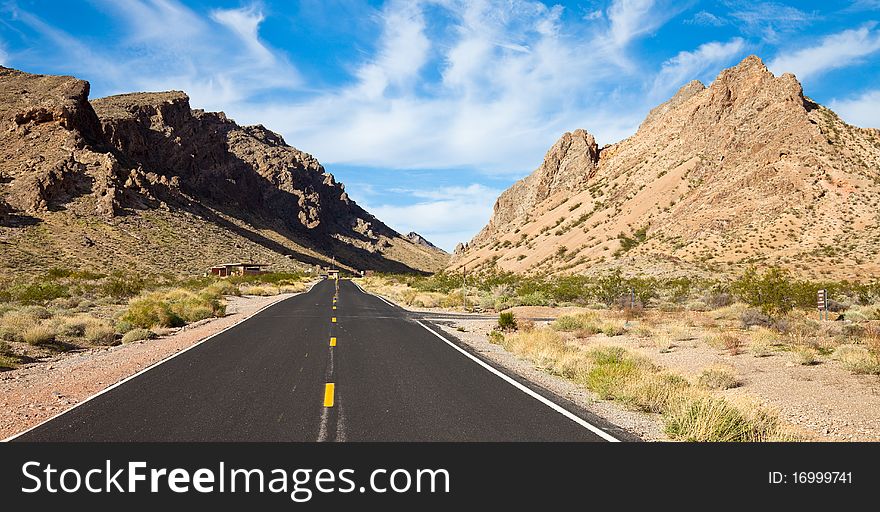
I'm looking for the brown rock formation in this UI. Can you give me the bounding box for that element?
[0,67,448,274]
[451,56,880,280]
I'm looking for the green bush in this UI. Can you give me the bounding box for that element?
[12,281,69,304]
[120,297,183,329]
[732,267,796,318]
[498,312,517,331]
[100,273,145,299]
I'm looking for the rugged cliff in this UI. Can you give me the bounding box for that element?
[0,67,448,274]
[451,56,880,279]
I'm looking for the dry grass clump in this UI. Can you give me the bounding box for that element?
[121,328,155,344]
[749,328,779,357]
[239,284,280,296]
[833,345,880,375]
[0,340,19,369]
[498,326,789,441]
[0,309,43,342]
[791,345,819,366]
[552,313,600,333]
[664,396,782,442]
[705,332,743,355]
[698,365,740,390]
[22,322,57,346]
[83,319,117,345]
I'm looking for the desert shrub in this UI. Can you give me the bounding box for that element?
[703,291,733,309]
[12,281,69,304]
[84,320,117,345]
[600,320,627,337]
[121,328,155,344]
[22,323,57,346]
[100,273,145,299]
[698,365,740,390]
[618,373,690,413]
[0,340,17,369]
[120,296,183,329]
[401,288,419,305]
[834,345,880,375]
[740,308,772,329]
[791,346,819,366]
[202,280,241,298]
[239,285,279,296]
[593,270,628,306]
[749,328,778,357]
[731,267,797,318]
[487,331,504,344]
[518,291,551,306]
[706,332,742,355]
[57,316,88,337]
[440,291,465,308]
[551,313,599,333]
[19,305,52,320]
[498,312,517,331]
[665,396,778,442]
[584,346,644,399]
[1,308,52,342]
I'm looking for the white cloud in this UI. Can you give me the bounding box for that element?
[651,38,746,97]
[11,0,300,110]
[769,24,880,81]
[685,11,727,27]
[231,0,673,173]
[362,184,502,251]
[607,0,659,48]
[728,2,817,43]
[0,44,7,66]
[210,6,275,65]
[829,89,880,129]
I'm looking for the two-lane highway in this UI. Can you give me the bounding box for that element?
[11,279,632,442]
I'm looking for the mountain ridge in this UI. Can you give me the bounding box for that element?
[451,56,880,280]
[0,66,448,275]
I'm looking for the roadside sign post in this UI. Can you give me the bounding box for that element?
[817,289,828,321]
[462,265,468,312]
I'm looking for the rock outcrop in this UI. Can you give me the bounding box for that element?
[404,232,444,252]
[451,56,880,279]
[0,67,448,274]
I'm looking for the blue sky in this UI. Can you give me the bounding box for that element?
[2,1,879,250]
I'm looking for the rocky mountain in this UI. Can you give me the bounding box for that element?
[404,232,444,252]
[0,67,448,275]
[451,56,880,280]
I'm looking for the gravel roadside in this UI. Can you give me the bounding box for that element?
[0,293,296,440]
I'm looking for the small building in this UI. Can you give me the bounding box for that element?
[209,262,268,277]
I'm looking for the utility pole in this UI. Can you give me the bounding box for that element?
[462,265,468,311]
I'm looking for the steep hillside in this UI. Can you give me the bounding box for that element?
[0,67,448,275]
[451,56,880,280]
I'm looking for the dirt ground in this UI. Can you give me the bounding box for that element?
[422,304,880,441]
[0,293,295,440]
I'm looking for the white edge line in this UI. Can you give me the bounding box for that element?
[354,284,619,440]
[414,320,620,442]
[351,280,398,308]
[3,282,318,442]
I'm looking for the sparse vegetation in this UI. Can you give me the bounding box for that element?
[698,365,740,390]
[498,312,517,331]
[0,269,310,358]
[495,325,792,441]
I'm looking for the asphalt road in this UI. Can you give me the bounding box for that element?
[12,280,633,442]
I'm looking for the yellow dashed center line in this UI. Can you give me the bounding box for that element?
[331,317,337,323]
[333,305,337,310]
[330,337,337,347]
[324,383,335,407]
